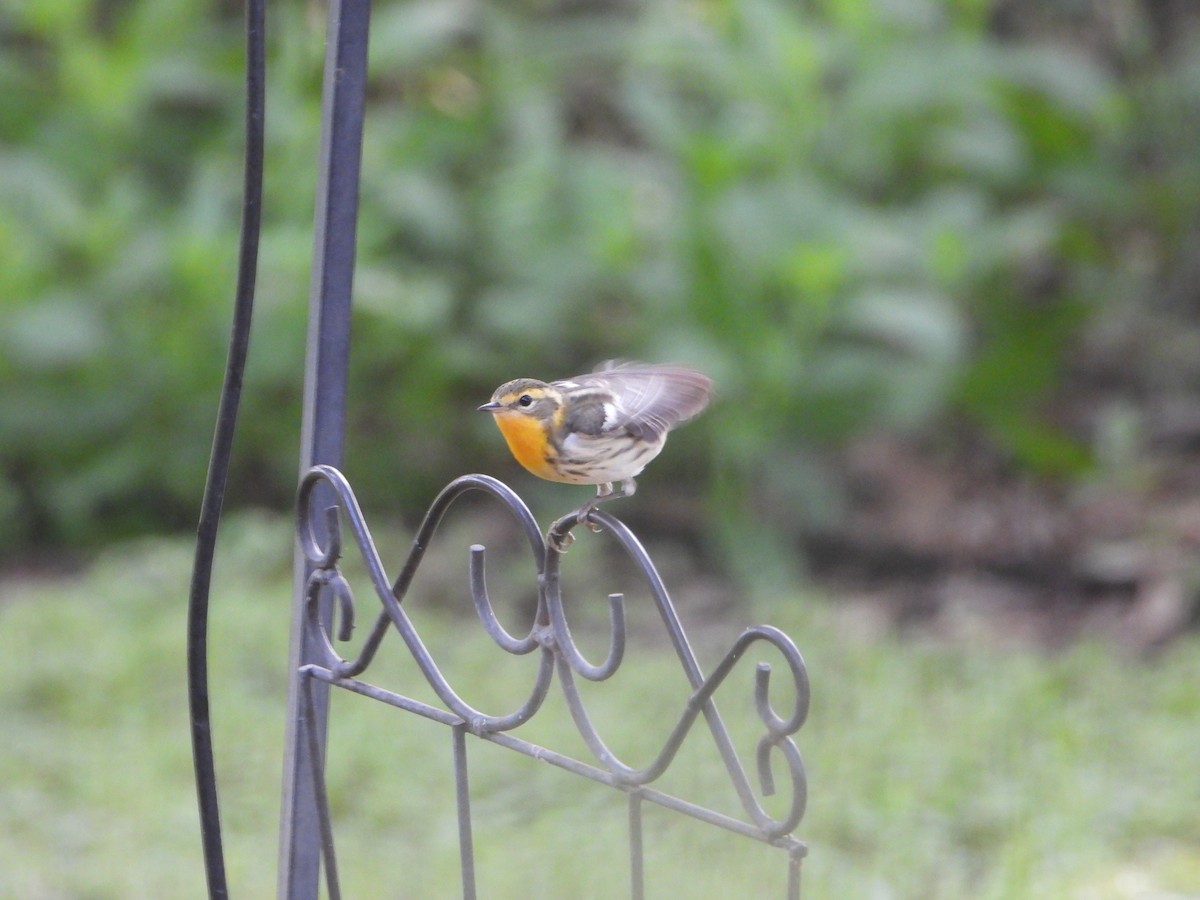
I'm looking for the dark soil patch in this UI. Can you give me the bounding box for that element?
[804,433,1200,652]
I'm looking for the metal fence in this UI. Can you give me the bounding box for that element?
[275,0,810,895]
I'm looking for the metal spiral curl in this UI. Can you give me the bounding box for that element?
[546,507,810,837]
[296,464,810,837]
[298,465,553,734]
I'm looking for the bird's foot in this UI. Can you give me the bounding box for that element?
[549,527,576,553]
[549,480,637,552]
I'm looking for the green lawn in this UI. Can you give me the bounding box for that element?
[1,513,1198,898]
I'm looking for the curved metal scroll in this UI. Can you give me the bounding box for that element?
[298,466,553,733]
[296,464,809,842]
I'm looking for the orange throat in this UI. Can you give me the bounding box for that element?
[491,413,562,481]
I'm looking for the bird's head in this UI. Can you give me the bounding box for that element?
[478,378,563,422]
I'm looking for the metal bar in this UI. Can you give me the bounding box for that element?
[453,725,478,900]
[188,1,265,895]
[585,511,790,832]
[628,791,644,900]
[303,666,808,856]
[788,845,803,900]
[301,674,342,900]
[278,0,372,894]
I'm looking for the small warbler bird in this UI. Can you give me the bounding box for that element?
[479,361,712,511]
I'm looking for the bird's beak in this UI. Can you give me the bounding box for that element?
[478,401,501,412]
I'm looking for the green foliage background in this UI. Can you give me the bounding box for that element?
[2,0,1199,567]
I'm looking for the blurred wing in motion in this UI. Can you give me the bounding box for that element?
[569,362,713,441]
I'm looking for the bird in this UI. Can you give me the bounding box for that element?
[479,361,712,515]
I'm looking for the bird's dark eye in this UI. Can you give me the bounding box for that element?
[518,394,534,408]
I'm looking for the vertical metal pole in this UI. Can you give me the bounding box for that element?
[628,790,645,900]
[300,674,342,900]
[452,725,478,900]
[787,846,802,900]
[278,0,371,895]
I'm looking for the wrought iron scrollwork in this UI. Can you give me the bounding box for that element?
[298,466,553,733]
[295,463,809,893]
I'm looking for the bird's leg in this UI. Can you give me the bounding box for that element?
[574,483,612,533]
[576,478,636,532]
[552,479,638,552]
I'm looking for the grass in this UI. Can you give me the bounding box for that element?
[1,511,1198,898]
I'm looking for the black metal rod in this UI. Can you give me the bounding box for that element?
[187,0,265,895]
[278,0,371,894]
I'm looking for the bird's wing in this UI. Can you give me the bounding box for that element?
[564,362,712,441]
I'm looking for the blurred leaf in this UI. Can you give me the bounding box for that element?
[5,299,106,369]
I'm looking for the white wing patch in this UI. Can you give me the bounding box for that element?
[585,364,711,441]
[601,401,620,430]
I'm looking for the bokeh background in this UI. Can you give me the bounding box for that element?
[2,0,1199,896]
